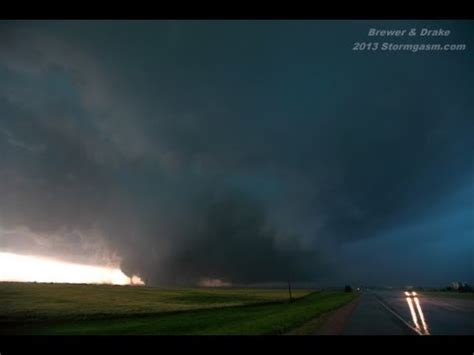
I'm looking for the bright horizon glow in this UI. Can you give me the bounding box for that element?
[0,252,144,286]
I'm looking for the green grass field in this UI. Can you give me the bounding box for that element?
[0,282,357,335]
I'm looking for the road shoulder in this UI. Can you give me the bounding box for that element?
[286,294,360,335]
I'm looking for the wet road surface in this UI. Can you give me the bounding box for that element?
[342,291,474,335]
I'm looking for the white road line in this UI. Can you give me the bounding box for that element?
[374,296,424,336]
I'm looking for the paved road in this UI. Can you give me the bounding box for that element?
[342,291,474,335]
[375,290,474,335]
[342,292,413,335]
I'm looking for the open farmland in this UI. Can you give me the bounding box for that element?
[0,282,356,335]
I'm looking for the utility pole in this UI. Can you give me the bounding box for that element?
[288,280,293,302]
[470,247,473,285]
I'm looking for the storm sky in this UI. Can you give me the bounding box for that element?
[0,20,473,287]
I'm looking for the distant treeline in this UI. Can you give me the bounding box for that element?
[412,282,474,293]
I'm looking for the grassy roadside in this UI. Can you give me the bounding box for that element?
[4,290,356,335]
[286,292,359,335]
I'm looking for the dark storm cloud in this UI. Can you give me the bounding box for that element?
[0,20,473,286]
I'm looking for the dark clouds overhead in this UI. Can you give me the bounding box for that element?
[0,20,473,286]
